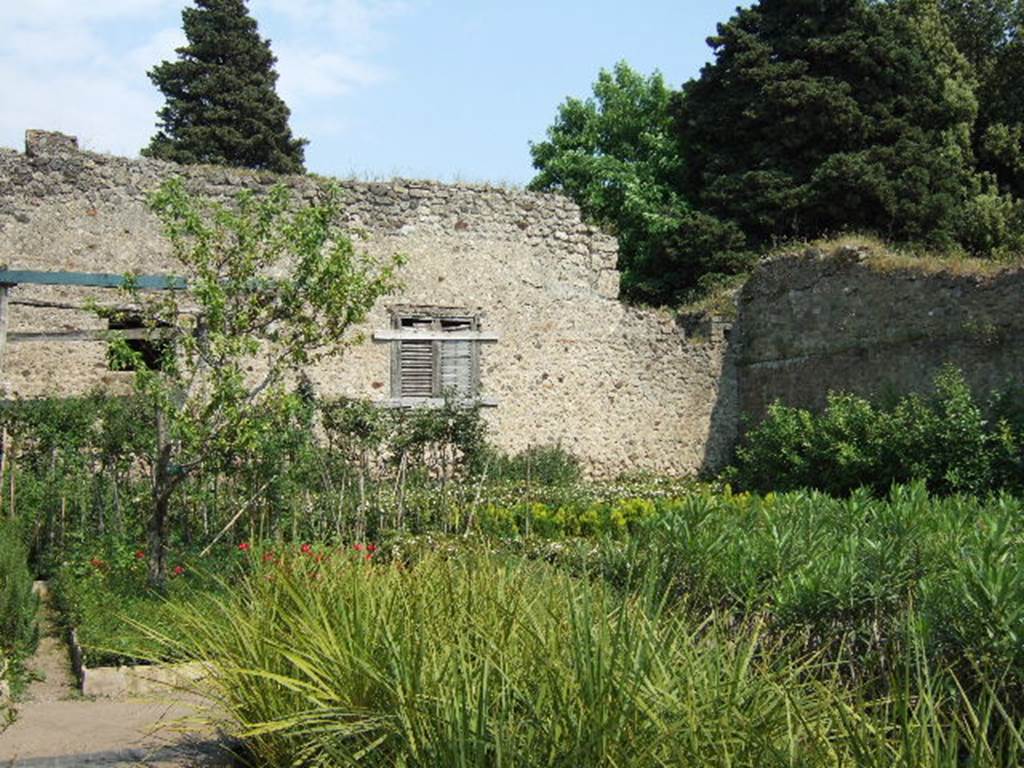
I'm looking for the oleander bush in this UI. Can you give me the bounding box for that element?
[732,367,1024,496]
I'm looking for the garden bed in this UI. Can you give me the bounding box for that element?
[66,625,206,697]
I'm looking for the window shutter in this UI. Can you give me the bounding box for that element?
[389,311,485,403]
[441,318,474,396]
[399,317,435,398]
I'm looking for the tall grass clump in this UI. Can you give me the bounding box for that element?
[144,550,868,767]
[123,488,1024,766]
[620,485,1024,697]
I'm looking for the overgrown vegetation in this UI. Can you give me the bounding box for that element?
[108,177,401,586]
[0,388,591,579]
[16,370,1024,763]
[124,489,1024,768]
[731,366,1024,496]
[533,1,1024,305]
[0,522,38,698]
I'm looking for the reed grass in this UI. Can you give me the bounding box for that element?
[138,545,1023,767]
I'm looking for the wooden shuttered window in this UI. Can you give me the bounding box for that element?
[398,317,435,398]
[395,313,479,401]
[439,318,474,397]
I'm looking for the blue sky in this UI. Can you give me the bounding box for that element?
[0,1,740,185]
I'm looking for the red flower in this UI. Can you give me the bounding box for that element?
[365,554,373,562]
[262,551,276,563]
[367,544,377,553]
[238,541,251,552]
[135,550,146,560]
[354,544,365,552]
[172,565,185,576]
[300,543,313,555]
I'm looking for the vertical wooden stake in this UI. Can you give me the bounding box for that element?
[8,439,16,521]
[0,283,10,520]
[0,428,6,520]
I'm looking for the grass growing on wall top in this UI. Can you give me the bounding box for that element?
[795,234,1024,276]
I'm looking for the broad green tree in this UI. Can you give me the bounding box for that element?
[676,0,981,251]
[937,0,1024,198]
[528,63,694,302]
[938,0,1019,72]
[144,0,307,174]
[112,179,401,586]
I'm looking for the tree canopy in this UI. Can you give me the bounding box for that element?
[678,0,979,249]
[143,0,307,174]
[532,0,1024,306]
[114,179,401,585]
[528,63,687,298]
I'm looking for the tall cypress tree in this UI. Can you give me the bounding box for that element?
[143,0,307,174]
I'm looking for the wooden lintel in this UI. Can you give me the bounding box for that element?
[372,330,499,343]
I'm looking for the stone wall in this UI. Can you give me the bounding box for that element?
[0,130,737,476]
[734,246,1024,422]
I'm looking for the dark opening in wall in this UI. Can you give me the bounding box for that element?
[106,315,170,371]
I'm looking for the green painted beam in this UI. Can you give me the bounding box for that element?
[0,269,187,290]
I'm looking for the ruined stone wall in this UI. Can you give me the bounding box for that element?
[0,130,737,476]
[734,247,1024,422]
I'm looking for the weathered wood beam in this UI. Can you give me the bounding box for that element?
[372,330,500,342]
[8,329,166,342]
[10,298,140,312]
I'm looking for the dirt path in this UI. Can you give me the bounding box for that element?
[0,583,233,767]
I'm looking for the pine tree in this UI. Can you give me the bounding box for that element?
[143,0,307,174]
[676,0,979,250]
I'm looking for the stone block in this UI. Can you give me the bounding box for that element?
[25,130,79,158]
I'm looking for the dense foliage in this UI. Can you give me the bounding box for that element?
[532,0,1024,304]
[111,178,401,585]
[732,367,1024,496]
[0,523,37,696]
[0,385,591,582]
[143,0,307,173]
[527,63,707,299]
[940,0,1024,197]
[116,483,1024,767]
[679,0,988,252]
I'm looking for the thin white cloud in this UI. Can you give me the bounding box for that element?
[276,46,384,101]
[0,0,410,159]
[0,60,162,155]
[126,27,188,75]
[0,0,178,27]
[256,0,410,51]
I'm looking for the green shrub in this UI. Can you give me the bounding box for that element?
[732,367,1024,496]
[921,500,1024,689]
[134,545,1024,767]
[474,443,582,486]
[474,496,656,539]
[137,550,870,767]
[0,523,38,685]
[51,538,232,667]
